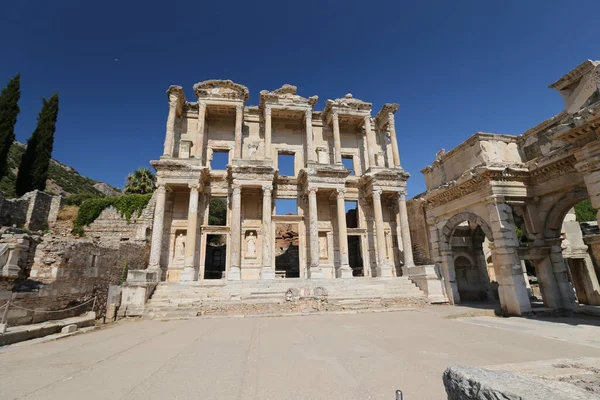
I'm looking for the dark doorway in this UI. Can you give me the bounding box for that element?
[454,256,487,301]
[275,223,300,278]
[205,234,226,279]
[348,236,363,277]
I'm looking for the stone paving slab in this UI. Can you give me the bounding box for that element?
[2,306,600,399]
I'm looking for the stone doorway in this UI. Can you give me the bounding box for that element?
[348,235,364,277]
[204,234,226,279]
[275,222,300,278]
[454,255,488,301]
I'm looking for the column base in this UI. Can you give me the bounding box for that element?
[260,267,276,280]
[401,263,415,277]
[308,267,323,279]
[336,265,353,279]
[180,267,196,282]
[228,266,241,281]
[376,263,394,278]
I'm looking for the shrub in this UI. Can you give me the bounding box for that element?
[72,193,152,234]
[64,192,99,206]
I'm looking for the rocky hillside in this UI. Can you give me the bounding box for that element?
[0,141,120,198]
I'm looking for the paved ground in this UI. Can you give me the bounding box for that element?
[2,306,600,400]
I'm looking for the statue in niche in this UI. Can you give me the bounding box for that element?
[175,233,186,259]
[319,236,328,259]
[246,232,257,258]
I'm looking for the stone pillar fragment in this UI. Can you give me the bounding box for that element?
[307,187,323,278]
[264,106,272,160]
[196,102,207,162]
[372,189,393,277]
[388,113,401,167]
[228,185,242,280]
[234,104,243,160]
[549,244,577,309]
[163,97,177,157]
[397,193,414,274]
[487,199,532,316]
[364,116,377,168]
[335,188,352,278]
[261,185,275,279]
[148,184,167,273]
[332,112,342,165]
[181,184,200,282]
[305,109,315,164]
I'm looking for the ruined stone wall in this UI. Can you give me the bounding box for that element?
[2,236,149,325]
[407,198,431,264]
[0,190,64,231]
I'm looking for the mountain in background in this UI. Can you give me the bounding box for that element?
[0,141,120,198]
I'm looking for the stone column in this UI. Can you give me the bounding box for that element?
[332,112,342,164]
[397,193,414,275]
[163,97,177,157]
[148,184,167,272]
[388,112,400,167]
[372,189,393,277]
[549,243,577,309]
[228,184,242,280]
[307,187,323,278]
[181,184,200,282]
[264,106,272,160]
[196,102,207,162]
[364,116,377,168]
[305,109,315,164]
[234,104,243,160]
[336,188,352,278]
[261,184,275,279]
[487,198,532,315]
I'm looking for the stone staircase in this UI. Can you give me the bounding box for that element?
[143,277,426,319]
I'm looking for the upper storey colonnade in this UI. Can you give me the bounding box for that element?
[161,80,403,173]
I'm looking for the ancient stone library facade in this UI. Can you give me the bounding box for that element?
[120,59,600,317]
[146,81,413,284]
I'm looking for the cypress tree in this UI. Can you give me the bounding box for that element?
[16,93,59,196]
[0,74,21,179]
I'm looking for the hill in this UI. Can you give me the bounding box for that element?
[0,141,120,198]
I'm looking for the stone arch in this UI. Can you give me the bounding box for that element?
[544,187,589,239]
[453,251,476,267]
[440,212,494,251]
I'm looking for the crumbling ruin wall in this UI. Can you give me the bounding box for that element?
[2,236,149,325]
[406,198,431,264]
[0,190,64,231]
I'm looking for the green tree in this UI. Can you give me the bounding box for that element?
[208,198,227,226]
[574,199,597,222]
[0,74,21,180]
[15,93,59,196]
[124,167,155,194]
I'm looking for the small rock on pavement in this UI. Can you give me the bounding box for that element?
[61,324,78,334]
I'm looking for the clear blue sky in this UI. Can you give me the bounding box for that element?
[1,1,598,197]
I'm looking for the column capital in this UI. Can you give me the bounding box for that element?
[397,192,406,202]
[332,111,339,121]
[305,109,312,120]
[188,183,200,192]
[231,184,242,196]
[236,104,243,113]
[364,115,372,125]
[372,188,382,201]
[156,184,167,194]
[262,184,273,193]
[265,106,272,116]
[387,112,395,128]
[336,187,346,199]
[307,187,318,195]
[198,102,207,112]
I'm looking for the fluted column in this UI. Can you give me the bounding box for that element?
[228,184,242,280]
[364,116,377,168]
[196,102,207,162]
[332,112,342,164]
[264,106,272,160]
[308,187,323,278]
[149,184,167,272]
[261,184,275,279]
[234,104,243,160]
[181,184,200,282]
[372,189,393,277]
[388,113,400,167]
[305,109,315,164]
[397,193,414,274]
[336,188,352,278]
[163,98,177,157]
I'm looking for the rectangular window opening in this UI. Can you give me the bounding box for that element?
[211,150,229,170]
[278,153,295,177]
[209,197,227,226]
[342,156,355,176]
[275,198,298,215]
[345,200,358,228]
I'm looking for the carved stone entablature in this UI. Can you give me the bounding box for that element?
[151,159,206,182]
[193,80,249,102]
[374,103,399,126]
[550,111,600,146]
[227,163,276,186]
[298,165,349,189]
[322,94,372,125]
[259,84,318,114]
[529,154,578,184]
[549,60,600,114]
[362,168,409,194]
